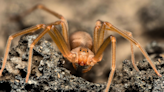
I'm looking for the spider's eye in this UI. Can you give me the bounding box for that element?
[87,50,88,52]
[80,49,82,51]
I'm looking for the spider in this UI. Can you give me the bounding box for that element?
[0,4,161,92]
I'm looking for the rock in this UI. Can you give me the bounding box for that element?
[0,34,106,92]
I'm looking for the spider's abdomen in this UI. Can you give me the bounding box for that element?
[69,31,92,50]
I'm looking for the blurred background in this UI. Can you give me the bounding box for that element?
[0,0,164,84]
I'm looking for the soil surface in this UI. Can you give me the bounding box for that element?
[0,35,164,92]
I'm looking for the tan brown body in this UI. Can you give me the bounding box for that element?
[70,31,93,50]
[69,31,94,66]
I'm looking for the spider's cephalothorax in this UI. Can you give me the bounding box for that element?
[0,4,161,92]
[75,47,92,66]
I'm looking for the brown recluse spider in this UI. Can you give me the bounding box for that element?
[0,4,161,92]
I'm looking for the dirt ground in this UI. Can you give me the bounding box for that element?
[0,0,164,85]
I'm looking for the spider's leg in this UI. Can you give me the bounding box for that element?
[105,36,116,92]
[93,20,107,61]
[50,24,78,63]
[93,21,101,53]
[98,22,106,50]
[48,30,65,56]
[11,4,70,49]
[49,21,70,50]
[39,5,70,48]
[122,30,139,71]
[93,20,138,71]
[51,25,71,57]
[104,21,161,77]
[26,26,51,82]
[91,35,116,92]
[0,24,45,77]
[93,20,103,53]
[10,4,67,27]
[26,21,73,82]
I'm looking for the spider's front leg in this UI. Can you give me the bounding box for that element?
[87,35,116,92]
[25,21,72,82]
[0,20,71,83]
[2,4,72,82]
[0,24,45,77]
[26,21,73,82]
[10,4,70,50]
